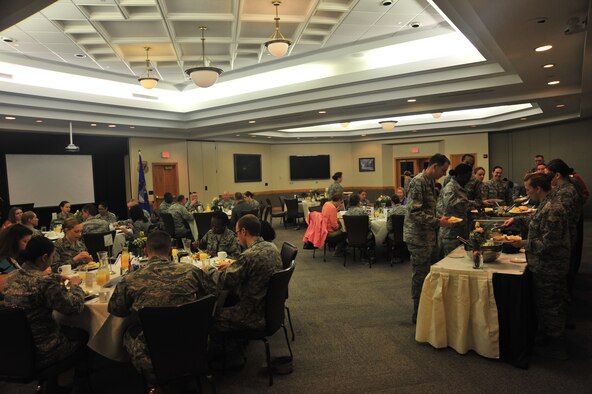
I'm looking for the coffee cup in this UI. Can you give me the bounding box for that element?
[58,265,72,275]
[218,251,227,260]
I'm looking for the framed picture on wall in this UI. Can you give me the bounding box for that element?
[359,157,375,172]
[234,154,262,182]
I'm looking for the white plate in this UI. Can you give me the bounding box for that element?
[448,253,465,258]
[510,257,527,263]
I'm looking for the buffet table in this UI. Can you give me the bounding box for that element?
[415,246,535,368]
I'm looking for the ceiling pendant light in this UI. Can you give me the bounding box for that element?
[340,122,350,128]
[264,1,292,57]
[379,120,398,131]
[65,122,80,152]
[185,26,223,88]
[138,47,159,89]
[432,112,442,118]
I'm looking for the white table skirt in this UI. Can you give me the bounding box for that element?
[415,246,527,358]
[339,214,388,244]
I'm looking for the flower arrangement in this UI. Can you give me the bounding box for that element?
[132,231,147,249]
[211,197,220,207]
[375,195,391,206]
[469,221,498,250]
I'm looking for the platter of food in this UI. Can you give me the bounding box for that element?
[492,234,522,243]
[448,216,463,223]
[81,261,100,270]
[508,206,535,214]
[510,257,527,264]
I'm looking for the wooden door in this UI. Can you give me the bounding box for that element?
[152,163,179,209]
[450,153,477,169]
[394,157,430,189]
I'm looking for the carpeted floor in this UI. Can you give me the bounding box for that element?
[3,220,592,393]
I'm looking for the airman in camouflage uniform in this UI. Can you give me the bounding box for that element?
[157,201,172,215]
[199,227,241,258]
[483,179,513,205]
[82,217,110,234]
[219,199,234,210]
[3,263,86,368]
[549,181,581,249]
[168,201,194,238]
[437,178,471,257]
[52,237,88,272]
[207,238,282,331]
[344,204,375,254]
[387,203,407,241]
[108,255,216,381]
[98,211,118,223]
[327,181,344,199]
[464,178,484,206]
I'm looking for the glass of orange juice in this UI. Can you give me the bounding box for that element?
[121,247,130,272]
[96,269,109,287]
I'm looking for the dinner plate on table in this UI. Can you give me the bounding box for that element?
[510,257,527,264]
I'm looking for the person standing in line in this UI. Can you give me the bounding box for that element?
[327,172,344,198]
[404,154,452,323]
[483,166,513,206]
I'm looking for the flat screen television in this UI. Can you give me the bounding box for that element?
[289,155,330,180]
[234,154,262,183]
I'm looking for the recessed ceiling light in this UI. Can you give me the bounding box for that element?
[556,104,565,108]
[248,120,256,124]
[236,134,240,137]
[407,98,417,102]
[5,116,16,120]
[129,126,135,129]
[90,123,97,127]
[520,117,527,121]
[296,137,301,139]
[74,54,86,58]
[267,136,272,139]
[251,135,256,138]
[108,124,116,128]
[471,125,476,127]
[535,44,552,52]
[361,134,366,137]
[547,80,560,85]
[318,110,327,114]
[35,119,43,123]
[543,63,555,68]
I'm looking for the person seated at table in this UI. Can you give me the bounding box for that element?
[120,205,152,242]
[108,231,215,382]
[344,194,375,261]
[359,190,372,207]
[395,187,407,205]
[156,192,174,217]
[465,166,486,206]
[230,192,251,229]
[21,211,43,237]
[168,194,194,239]
[0,224,33,295]
[321,192,347,257]
[3,236,88,375]
[244,191,260,210]
[197,211,241,258]
[327,172,344,198]
[206,215,282,332]
[97,202,118,223]
[219,191,234,210]
[81,204,110,234]
[483,166,513,206]
[1,206,23,230]
[436,163,472,257]
[52,218,92,272]
[50,201,75,229]
[185,192,202,212]
[127,198,151,221]
[387,194,407,234]
[504,172,570,360]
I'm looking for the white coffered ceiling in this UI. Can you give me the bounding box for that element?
[0,0,590,143]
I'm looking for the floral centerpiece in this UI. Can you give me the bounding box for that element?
[469,221,487,251]
[131,231,147,256]
[375,195,391,207]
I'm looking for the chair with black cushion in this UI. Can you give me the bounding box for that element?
[239,209,258,218]
[319,198,328,208]
[193,212,214,242]
[138,295,217,393]
[83,230,116,261]
[343,215,373,268]
[280,242,298,341]
[308,205,322,214]
[160,212,176,237]
[0,308,88,392]
[266,198,285,226]
[258,203,266,220]
[223,262,295,386]
[387,214,407,266]
[261,205,271,223]
[284,198,304,229]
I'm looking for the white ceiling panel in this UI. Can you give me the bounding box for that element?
[26,31,75,44]
[41,3,88,20]
[16,17,62,33]
[342,11,384,25]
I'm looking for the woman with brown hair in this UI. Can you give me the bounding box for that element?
[52,218,91,272]
[0,224,33,293]
[1,206,23,230]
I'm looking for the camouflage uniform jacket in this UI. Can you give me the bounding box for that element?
[344,206,371,230]
[387,204,406,236]
[464,178,484,206]
[98,212,118,223]
[168,203,194,237]
[208,239,282,331]
[50,211,74,229]
[231,201,253,227]
[3,263,85,368]
[157,201,172,216]
[549,181,582,248]
[82,217,110,234]
[247,199,260,210]
[519,196,570,275]
[24,224,44,238]
[437,178,470,241]
[327,181,344,198]
[483,179,512,205]
[198,228,241,258]
[185,200,203,212]
[403,170,439,245]
[108,255,216,379]
[219,199,234,210]
[52,237,87,272]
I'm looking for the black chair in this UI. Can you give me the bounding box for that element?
[319,198,328,208]
[343,215,373,268]
[160,212,176,237]
[387,214,407,266]
[223,262,295,386]
[0,308,88,392]
[280,242,298,341]
[283,198,304,229]
[239,209,258,218]
[258,203,266,220]
[261,205,271,223]
[138,295,217,393]
[308,205,322,214]
[83,230,116,261]
[266,198,285,226]
[193,212,214,242]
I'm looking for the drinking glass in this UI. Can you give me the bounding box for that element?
[182,238,192,253]
[41,226,47,232]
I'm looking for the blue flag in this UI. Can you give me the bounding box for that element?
[138,151,151,213]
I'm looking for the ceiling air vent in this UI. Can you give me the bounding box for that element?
[132,93,159,100]
[0,73,13,79]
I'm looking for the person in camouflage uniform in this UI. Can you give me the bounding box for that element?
[230,192,252,228]
[437,163,473,258]
[81,204,110,234]
[442,154,475,187]
[206,214,282,332]
[327,172,344,198]
[185,192,203,212]
[505,172,570,359]
[21,211,43,238]
[387,194,407,241]
[108,231,216,381]
[97,202,118,223]
[344,194,375,258]
[157,192,174,217]
[198,211,241,258]
[483,166,513,205]
[218,191,235,210]
[4,237,87,369]
[167,195,194,238]
[52,218,92,272]
[464,166,486,206]
[404,154,453,323]
[244,191,260,211]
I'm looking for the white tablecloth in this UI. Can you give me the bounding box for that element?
[415,246,527,358]
[301,200,321,217]
[45,231,126,258]
[338,213,388,244]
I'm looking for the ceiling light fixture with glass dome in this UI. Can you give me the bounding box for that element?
[138,47,159,89]
[185,26,223,88]
[264,1,292,57]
